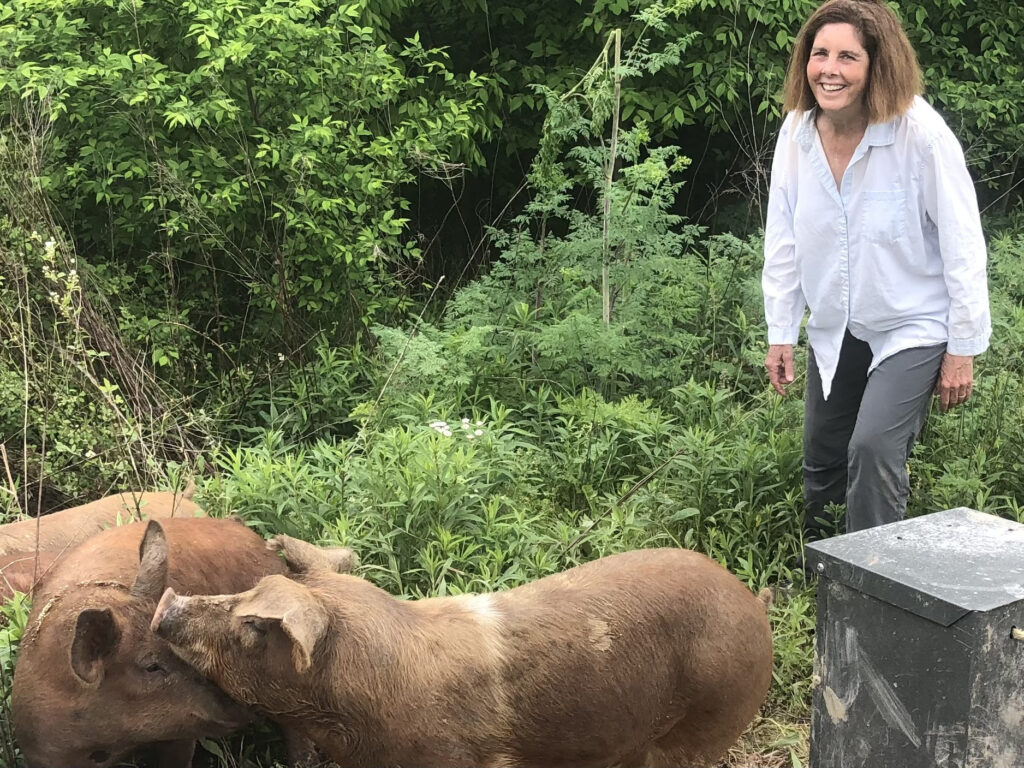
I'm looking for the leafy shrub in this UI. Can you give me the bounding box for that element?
[392,0,1022,215]
[0,222,206,506]
[0,593,30,768]
[0,0,488,351]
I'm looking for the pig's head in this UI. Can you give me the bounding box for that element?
[151,575,328,713]
[11,521,252,768]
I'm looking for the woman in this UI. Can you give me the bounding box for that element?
[762,0,991,540]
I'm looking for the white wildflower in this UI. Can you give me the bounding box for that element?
[474,429,483,436]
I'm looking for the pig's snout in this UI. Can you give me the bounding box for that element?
[150,587,186,635]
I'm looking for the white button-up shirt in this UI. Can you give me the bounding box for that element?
[762,96,991,399]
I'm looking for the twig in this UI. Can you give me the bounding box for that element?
[0,444,17,504]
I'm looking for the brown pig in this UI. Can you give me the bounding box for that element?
[11,517,286,768]
[0,488,203,558]
[152,546,775,768]
[0,549,58,602]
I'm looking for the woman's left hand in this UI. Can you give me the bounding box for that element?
[936,353,974,412]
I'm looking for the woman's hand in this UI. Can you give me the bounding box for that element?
[936,353,974,412]
[765,344,795,396]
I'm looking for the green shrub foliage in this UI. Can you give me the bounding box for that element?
[0,0,487,350]
[393,0,1023,208]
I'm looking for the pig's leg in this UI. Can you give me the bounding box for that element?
[267,534,358,574]
[283,728,322,767]
[153,738,196,768]
[640,724,723,768]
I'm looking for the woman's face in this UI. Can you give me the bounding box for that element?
[806,23,870,121]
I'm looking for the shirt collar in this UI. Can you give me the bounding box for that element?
[794,108,898,151]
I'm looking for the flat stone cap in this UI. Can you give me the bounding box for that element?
[806,508,1024,626]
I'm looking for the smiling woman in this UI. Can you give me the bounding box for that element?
[806,23,869,130]
[761,0,992,547]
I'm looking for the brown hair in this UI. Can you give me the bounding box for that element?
[782,0,923,123]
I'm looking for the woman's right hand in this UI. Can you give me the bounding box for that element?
[765,344,795,396]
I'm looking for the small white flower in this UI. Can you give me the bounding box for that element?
[44,239,55,250]
[466,433,475,440]
[461,417,470,424]
[442,428,452,437]
[461,422,469,430]
[474,429,483,436]
[475,420,483,426]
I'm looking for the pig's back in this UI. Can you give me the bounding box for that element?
[502,547,760,617]
[497,548,771,669]
[33,517,284,601]
[0,491,202,557]
[491,548,772,758]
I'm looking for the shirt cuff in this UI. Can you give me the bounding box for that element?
[767,326,800,346]
[946,333,990,357]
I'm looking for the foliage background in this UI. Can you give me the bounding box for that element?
[1,0,1023,765]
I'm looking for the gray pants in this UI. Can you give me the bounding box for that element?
[804,331,945,538]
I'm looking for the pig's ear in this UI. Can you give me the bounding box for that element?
[131,520,169,601]
[279,599,328,674]
[244,581,327,674]
[70,608,121,684]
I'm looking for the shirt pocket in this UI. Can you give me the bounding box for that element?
[861,187,908,245]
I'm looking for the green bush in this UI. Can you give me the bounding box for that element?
[0,0,488,351]
[0,593,29,768]
[0,222,203,506]
[393,0,1023,211]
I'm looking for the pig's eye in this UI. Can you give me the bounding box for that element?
[243,618,267,636]
[144,661,166,674]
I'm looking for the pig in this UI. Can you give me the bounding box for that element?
[152,543,775,768]
[11,517,287,768]
[0,487,203,558]
[0,549,58,602]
